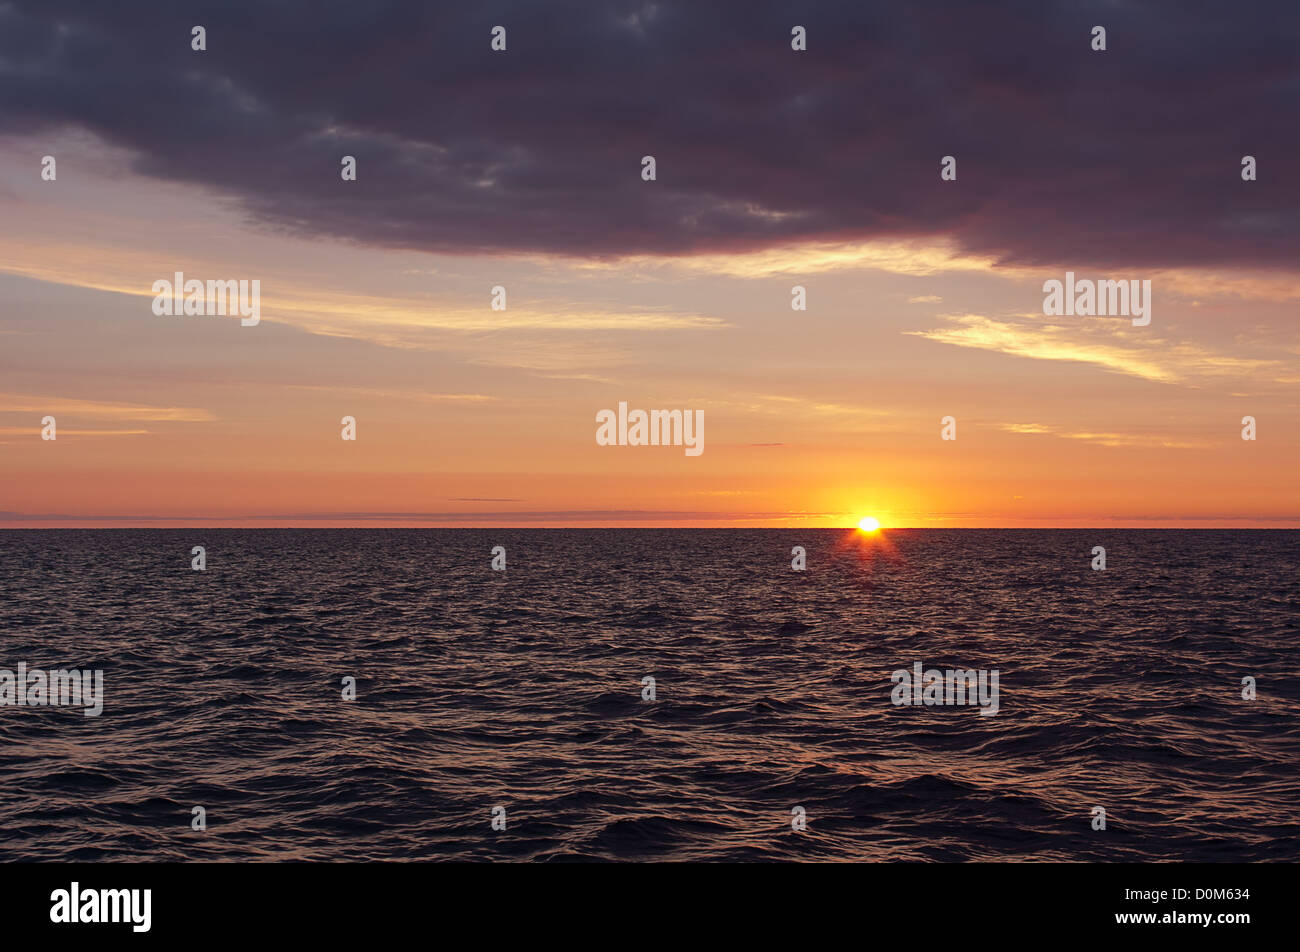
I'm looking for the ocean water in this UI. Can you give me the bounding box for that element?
[0,528,1296,862]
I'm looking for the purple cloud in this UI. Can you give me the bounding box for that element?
[1,0,1295,269]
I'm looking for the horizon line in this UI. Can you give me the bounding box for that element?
[2,524,1297,531]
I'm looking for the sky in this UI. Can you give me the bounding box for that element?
[1,0,1297,528]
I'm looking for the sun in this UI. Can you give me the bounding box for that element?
[857,516,881,532]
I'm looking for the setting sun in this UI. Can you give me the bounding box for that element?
[857,517,881,532]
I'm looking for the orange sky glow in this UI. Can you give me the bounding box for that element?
[2,134,1296,528]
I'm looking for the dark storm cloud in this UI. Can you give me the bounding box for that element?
[1,0,1296,269]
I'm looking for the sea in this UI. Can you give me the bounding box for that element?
[0,528,1296,862]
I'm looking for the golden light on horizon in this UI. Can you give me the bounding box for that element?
[857,516,881,532]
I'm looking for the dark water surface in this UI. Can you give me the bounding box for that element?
[0,529,1296,862]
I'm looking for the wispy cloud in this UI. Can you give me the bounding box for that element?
[0,394,214,421]
[910,314,1289,385]
[0,426,149,437]
[583,238,1000,279]
[280,385,497,403]
[995,422,1209,449]
[0,509,840,525]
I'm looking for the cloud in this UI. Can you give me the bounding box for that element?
[0,394,215,421]
[0,508,839,524]
[909,314,1288,384]
[0,427,149,436]
[280,385,497,403]
[994,422,1208,449]
[1,1,1296,269]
